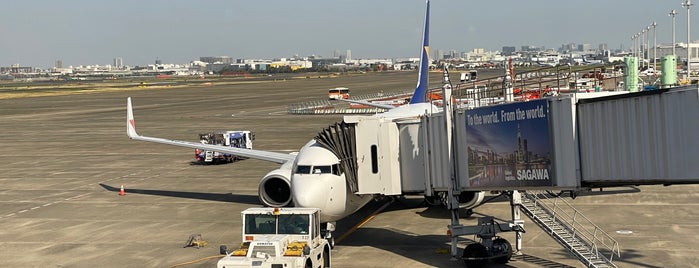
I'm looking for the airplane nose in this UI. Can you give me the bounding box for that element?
[291,175,331,208]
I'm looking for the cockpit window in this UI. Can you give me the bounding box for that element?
[295,165,311,174]
[295,164,340,175]
[332,164,341,176]
[313,166,332,174]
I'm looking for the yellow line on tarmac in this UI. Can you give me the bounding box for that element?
[336,199,394,244]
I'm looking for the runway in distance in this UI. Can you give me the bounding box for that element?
[126,0,484,246]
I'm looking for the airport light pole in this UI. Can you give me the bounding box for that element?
[670,9,678,56]
[646,26,652,69]
[631,35,636,59]
[682,0,693,78]
[636,33,643,60]
[652,22,657,70]
[641,28,647,68]
[636,32,643,60]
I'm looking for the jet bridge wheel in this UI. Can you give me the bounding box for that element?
[462,243,488,267]
[491,238,513,264]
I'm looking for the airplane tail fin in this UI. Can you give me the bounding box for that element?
[409,0,430,104]
[126,97,139,139]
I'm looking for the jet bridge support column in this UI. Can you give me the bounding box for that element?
[510,191,524,254]
[441,67,462,261]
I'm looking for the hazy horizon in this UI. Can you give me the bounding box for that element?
[0,0,691,68]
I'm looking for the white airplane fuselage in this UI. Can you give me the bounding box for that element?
[290,141,372,222]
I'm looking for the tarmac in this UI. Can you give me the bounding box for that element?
[0,71,697,267]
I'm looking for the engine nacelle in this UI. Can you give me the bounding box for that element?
[459,191,485,209]
[258,168,293,207]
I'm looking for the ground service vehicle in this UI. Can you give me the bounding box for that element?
[195,131,254,163]
[327,87,349,100]
[217,208,331,268]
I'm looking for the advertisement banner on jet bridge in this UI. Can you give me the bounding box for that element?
[463,99,552,188]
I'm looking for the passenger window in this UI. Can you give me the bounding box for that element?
[295,165,311,174]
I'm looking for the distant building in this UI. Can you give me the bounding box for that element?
[113,57,123,69]
[502,46,516,56]
[521,45,542,52]
[560,43,577,52]
[310,58,342,68]
[55,60,63,69]
[578,44,592,52]
[435,49,444,61]
[448,50,458,59]
[598,43,608,51]
[155,59,162,65]
[200,56,233,64]
[1,64,34,74]
[655,42,699,69]
[346,50,352,62]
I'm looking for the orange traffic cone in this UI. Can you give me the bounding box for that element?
[119,185,126,196]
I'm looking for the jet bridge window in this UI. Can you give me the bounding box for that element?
[371,145,378,173]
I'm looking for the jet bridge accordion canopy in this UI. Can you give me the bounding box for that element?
[315,122,359,193]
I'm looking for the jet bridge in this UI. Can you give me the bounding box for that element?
[315,86,699,196]
[445,85,699,192]
[576,87,699,187]
[319,87,698,195]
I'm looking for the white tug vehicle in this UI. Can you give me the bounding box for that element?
[217,207,331,268]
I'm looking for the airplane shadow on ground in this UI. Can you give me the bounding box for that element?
[98,183,260,205]
[615,249,663,268]
[339,225,578,268]
[188,159,246,166]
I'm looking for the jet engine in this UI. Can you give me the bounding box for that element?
[459,191,485,209]
[258,168,293,207]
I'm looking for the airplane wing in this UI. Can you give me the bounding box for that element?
[335,98,396,110]
[126,97,296,164]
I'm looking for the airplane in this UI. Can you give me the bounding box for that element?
[125,0,484,247]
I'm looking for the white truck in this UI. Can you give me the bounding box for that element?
[218,207,331,268]
[195,131,254,164]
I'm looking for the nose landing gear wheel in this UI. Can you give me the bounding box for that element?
[326,237,335,249]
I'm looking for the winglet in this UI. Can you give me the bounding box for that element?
[126,97,139,139]
[409,0,430,104]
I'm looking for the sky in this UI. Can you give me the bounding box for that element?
[0,0,692,68]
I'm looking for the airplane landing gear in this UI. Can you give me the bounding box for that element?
[326,236,335,249]
[323,222,336,249]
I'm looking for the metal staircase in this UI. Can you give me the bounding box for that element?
[519,191,621,268]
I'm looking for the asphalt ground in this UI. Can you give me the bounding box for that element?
[0,71,697,267]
